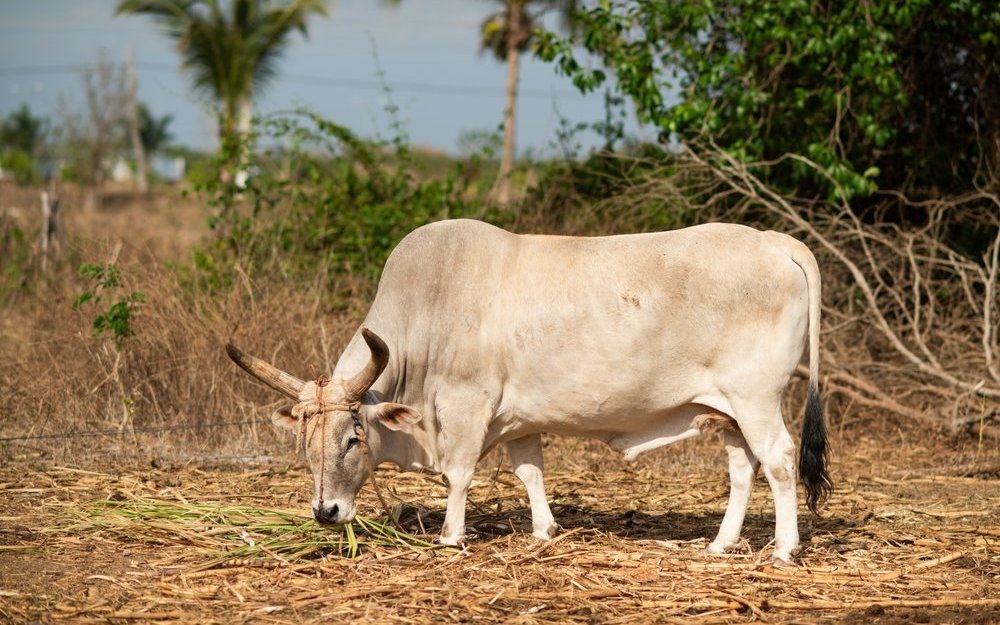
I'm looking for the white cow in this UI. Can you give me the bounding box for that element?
[227,219,831,563]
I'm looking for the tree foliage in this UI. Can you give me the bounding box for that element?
[537,0,1000,202]
[116,0,328,141]
[1,103,46,155]
[138,103,174,154]
[0,104,47,185]
[479,0,578,61]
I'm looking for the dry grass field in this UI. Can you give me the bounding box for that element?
[1,432,998,624]
[2,186,998,624]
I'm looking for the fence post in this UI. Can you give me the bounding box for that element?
[39,190,61,273]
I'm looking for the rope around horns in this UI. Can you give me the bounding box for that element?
[293,376,394,523]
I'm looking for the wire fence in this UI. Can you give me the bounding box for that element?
[0,419,270,444]
[0,62,588,100]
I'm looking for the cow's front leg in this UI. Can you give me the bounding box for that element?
[507,434,559,540]
[439,464,474,546]
[435,394,490,546]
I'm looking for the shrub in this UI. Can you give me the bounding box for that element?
[187,111,495,304]
[73,262,146,347]
[0,149,39,186]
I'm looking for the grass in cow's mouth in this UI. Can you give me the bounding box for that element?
[61,497,442,567]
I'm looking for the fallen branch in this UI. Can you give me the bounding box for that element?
[765,597,1000,611]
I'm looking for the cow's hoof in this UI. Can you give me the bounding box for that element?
[770,555,795,568]
[437,534,464,547]
[531,523,560,541]
[704,540,736,555]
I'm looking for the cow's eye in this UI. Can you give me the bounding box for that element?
[346,436,360,450]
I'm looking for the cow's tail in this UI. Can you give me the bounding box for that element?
[790,243,832,514]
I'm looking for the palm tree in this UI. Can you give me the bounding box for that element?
[138,103,174,156]
[116,0,328,166]
[480,0,577,204]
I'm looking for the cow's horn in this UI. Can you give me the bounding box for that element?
[226,343,305,399]
[344,328,390,401]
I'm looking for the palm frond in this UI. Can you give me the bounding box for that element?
[117,0,329,135]
[478,1,541,61]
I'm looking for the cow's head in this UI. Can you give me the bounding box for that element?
[226,328,420,525]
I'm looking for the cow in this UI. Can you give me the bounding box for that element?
[226,219,831,564]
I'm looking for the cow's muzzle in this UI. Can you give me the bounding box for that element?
[312,503,342,525]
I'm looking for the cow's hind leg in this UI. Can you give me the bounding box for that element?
[706,428,759,555]
[761,424,800,564]
[507,434,559,540]
[731,400,800,564]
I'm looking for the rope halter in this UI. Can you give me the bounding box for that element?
[292,376,366,456]
[290,375,391,521]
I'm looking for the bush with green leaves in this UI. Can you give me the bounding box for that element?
[522,144,688,232]
[0,222,30,302]
[73,263,145,346]
[188,110,496,301]
[537,0,999,203]
[0,149,39,186]
[1,104,46,185]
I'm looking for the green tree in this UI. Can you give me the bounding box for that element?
[537,0,1000,203]
[116,0,328,166]
[138,103,174,155]
[479,0,578,204]
[0,104,46,155]
[0,104,47,185]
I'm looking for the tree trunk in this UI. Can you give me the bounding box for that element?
[234,97,253,188]
[495,0,522,205]
[126,47,148,193]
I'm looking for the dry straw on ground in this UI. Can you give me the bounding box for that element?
[2,433,998,624]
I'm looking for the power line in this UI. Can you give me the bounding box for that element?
[0,419,270,443]
[0,62,588,100]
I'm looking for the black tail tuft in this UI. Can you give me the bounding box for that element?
[799,383,832,514]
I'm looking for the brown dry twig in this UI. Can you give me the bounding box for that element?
[685,144,1000,433]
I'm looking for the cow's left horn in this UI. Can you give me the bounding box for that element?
[344,328,390,401]
[226,343,305,399]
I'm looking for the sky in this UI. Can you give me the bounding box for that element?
[0,0,647,156]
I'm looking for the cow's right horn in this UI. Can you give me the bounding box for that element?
[226,343,305,399]
[344,328,390,401]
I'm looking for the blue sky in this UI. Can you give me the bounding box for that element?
[0,0,647,155]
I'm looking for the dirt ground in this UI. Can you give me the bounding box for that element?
[1,429,998,625]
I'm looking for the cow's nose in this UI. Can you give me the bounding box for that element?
[313,503,340,525]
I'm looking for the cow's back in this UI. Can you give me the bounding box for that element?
[360,220,810,434]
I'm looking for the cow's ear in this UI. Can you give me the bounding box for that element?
[271,405,298,433]
[372,402,422,431]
